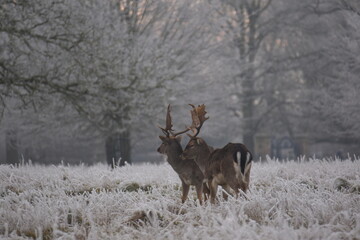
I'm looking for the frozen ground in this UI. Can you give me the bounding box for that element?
[0,157,359,240]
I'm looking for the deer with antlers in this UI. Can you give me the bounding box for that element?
[181,104,212,174]
[181,104,253,204]
[157,105,209,204]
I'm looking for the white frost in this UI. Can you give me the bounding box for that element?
[0,158,359,239]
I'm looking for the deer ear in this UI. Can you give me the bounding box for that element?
[175,135,182,143]
[159,136,167,142]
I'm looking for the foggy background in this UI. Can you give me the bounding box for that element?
[1,0,359,165]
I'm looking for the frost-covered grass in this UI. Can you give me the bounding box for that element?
[1,157,359,240]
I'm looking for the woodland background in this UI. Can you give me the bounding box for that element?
[1,0,360,165]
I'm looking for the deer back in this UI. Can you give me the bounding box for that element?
[182,137,213,174]
[205,143,252,186]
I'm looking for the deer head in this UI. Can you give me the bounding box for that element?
[181,104,210,158]
[157,104,190,155]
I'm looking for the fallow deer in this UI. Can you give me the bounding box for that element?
[206,143,252,204]
[181,104,252,204]
[157,104,209,204]
[181,104,212,175]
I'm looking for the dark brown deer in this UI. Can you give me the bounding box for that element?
[181,104,252,204]
[181,104,212,174]
[157,105,209,204]
[206,143,252,204]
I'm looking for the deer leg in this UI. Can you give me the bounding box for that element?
[226,179,240,199]
[208,179,218,204]
[181,180,190,203]
[221,184,233,201]
[195,183,203,205]
[237,182,250,200]
[203,183,210,201]
[234,188,240,198]
[243,168,251,193]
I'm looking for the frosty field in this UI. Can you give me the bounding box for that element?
[0,157,359,240]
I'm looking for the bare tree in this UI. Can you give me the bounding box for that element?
[296,1,360,145]
[209,0,304,154]
[0,0,217,164]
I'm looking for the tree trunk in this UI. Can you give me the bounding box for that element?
[105,130,131,168]
[242,77,255,155]
[237,3,258,156]
[5,130,19,165]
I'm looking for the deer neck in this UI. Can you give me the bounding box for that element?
[165,142,184,170]
[193,144,212,174]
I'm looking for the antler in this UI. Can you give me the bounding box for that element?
[188,104,209,138]
[159,104,173,137]
[159,104,191,137]
[172,126,191,136]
